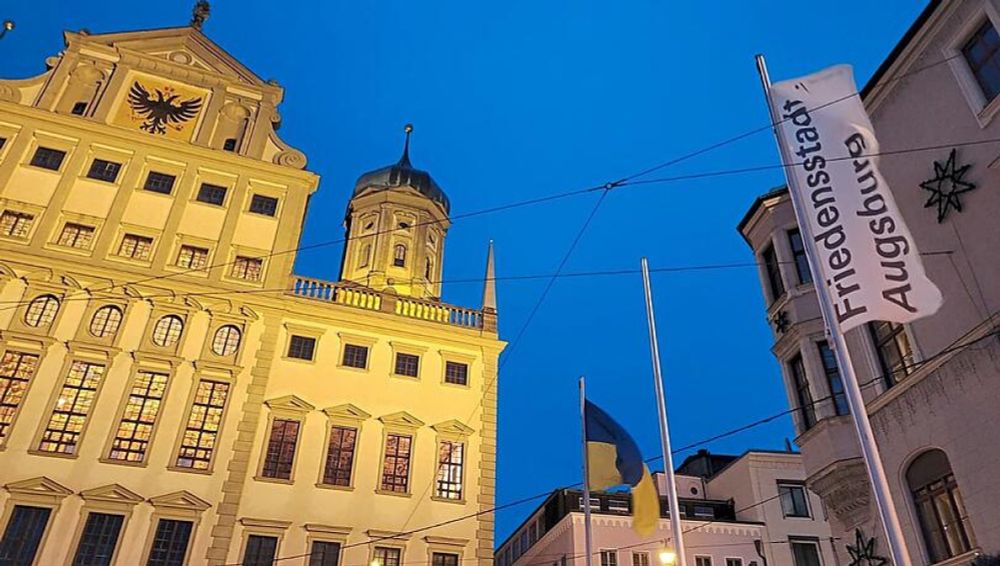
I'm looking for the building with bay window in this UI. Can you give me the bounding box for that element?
[0,9,502,566]
[739,1,1000,563]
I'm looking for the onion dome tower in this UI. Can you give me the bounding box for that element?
[340,125,450,299]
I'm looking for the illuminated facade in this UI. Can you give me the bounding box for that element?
[0,17,502,566]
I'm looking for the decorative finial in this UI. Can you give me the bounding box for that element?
[482,240,497,313]
[0,20,15,41]
[190,1,211,30]
[399,123,413,167]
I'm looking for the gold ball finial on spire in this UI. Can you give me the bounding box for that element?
[404,123,414,134]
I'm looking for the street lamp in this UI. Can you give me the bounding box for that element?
[0,20,13,40]
[658,549,677,566]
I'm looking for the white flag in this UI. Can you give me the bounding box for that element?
[769,65,942,332]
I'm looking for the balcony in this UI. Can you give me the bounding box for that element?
[288,275,492,331]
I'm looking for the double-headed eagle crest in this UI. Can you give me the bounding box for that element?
[127,81,203,135]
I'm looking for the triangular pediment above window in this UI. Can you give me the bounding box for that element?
[5,476,73,499]
[265,395,316,415]
[80,483,144,505]
[379,411,425,429]
[323,403,371,421]
[431,419,475,437]
[148,490,212,512]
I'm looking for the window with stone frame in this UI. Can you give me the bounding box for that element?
[71,512,124,565]
[108,370,169,463]
[432,553,459,566]
[394,352,419,377]
[24,294,60,328]
[869,321,914,387]
[907,449,976,563]
[58,223,95,249]
[789,540,821,566]
[261,418,301,480]
[89,305,124,338]
[322,425,357,487]
[176,245,209,270]
[777,482,811,518]
[287,335,317,361]
[435,440,465,500]
[380,433,412,493]
[86,158,122,183]
[310,541,341,566]
[145,518,193,565]
[175,380,229,470]
[0,351,40,442]
[211,325,242,357]
[0,505,52,564]
[143,171,176,195]
[632,552,650,566]
[151,315,184,347]
[0,211,34,239]
[38,360,106,454]
[393,244,407,267]
[243,534,278,565]
[231,255,263,281]
[787,228,812,284]
[760,242,785,302]
[444,361,468,386]
[342,344,368,369]
[788,354,815,430]
[117,234,154,260]
[30,147,66,170]
[249,194,279,217]
[962,19,1000,102]
[373,547,401,566]
[816,341,849,416]
[600,550,618,566]
[196,183,227,206]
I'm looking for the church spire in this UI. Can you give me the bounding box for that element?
[399,123,413,167]
[482,240,497,313]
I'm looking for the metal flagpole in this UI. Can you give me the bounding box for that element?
[580,376,595,566]
[754,54,912,566]
[640,258,686,566]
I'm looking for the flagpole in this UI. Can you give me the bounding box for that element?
[754,54,912,566]
[580,376,595,566]
[640,258,686,566]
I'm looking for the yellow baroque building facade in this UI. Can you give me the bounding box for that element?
[0,20,503,566]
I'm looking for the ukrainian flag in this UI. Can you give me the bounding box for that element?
[584,400,659,537]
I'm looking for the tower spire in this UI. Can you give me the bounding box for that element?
[482,240,497,313]
[399,123,413,167]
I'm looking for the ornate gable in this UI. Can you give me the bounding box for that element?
[149,490,212,512]
[323,403,372,421]
[5,476,73,500]
[431,419,475,437]
[265,395,316,415]
[379,411,425,430]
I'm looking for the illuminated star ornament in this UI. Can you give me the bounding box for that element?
[846,529,888,566]
[920,148,975,223]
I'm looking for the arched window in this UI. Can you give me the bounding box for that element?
[89,305,124,338]
[212,325,242,356]
[393,244,407,268]
[358,243,371,268]
[151,315,184,347]
[907,449,975,562]
[24,295,60,327]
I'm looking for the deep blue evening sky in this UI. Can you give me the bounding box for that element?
[3,0,926,541]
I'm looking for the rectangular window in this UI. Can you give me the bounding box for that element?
[109,370,169,463]
[789,354,816,430]
[0,211,34,239]
[374,547,401,566]
[176,245,209,270]
[0,351,40,442]
[39,360,106,454]
[608,498,630,513]
[816,341,848,416]
[394,353,419,377]
[761,243,785,302]
[117,234,154,261]
[778,482,811,518]
[789,540,822,566]
[435,440,465,500]
[322,425,357,486]
[310,541,342,566]
[444,361,468,385]
[577,496,601,509]
[0,505,51,565]
[869,321,914,387]
[287,335,316,361]
[144,172,176,195]
[30,147,66,170]
[632,553,650,566]
[231,256,263,281]
[71,102,88,115]
[693,505,715,518]
[72,512,124,566]
[725,560,743,566]
[962,20,1000,101]
[243,535,278,566]
[787,228,812,284]
[695,558,713,566]
[342,344,368,369]
[601,550,618,566]
[433,553,459,566]
[196,183,228,206]
[58,223,96,249]
[146,518,192,566]
[175,380,229,470]
[249,194,279,216]
[380,433,412,493]
[86,159,122,183]
[261,418,300,480]
[223,138,238,152]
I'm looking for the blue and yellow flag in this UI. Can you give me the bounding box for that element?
[584,400,659,537]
